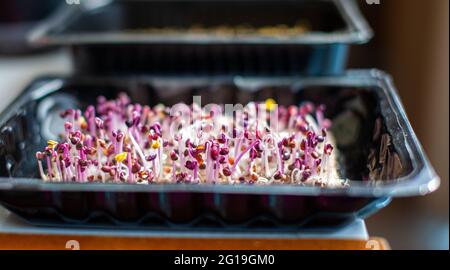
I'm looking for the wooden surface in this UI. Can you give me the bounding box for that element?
[0,234,390,250]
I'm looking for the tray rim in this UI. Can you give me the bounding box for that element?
[0,207,369,239]
[0,69,439,197]
[27,0,373,46]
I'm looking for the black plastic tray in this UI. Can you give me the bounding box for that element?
[0,70,438,230]
[28,0,372,76]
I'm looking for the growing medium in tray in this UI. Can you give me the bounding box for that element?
[35,93,345,187]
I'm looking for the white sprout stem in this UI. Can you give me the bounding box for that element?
[261,150,265,176]
[46,156,53,181]
[214,160,220,180]
[97,144,102,166]
[117,135,124,153]
[60,160,67,182]
[226,175,231,184]
[234,135,243,159]
[113,163,119,182]
[172,162,177,182]
[99,170,105,183]
[205,142,213,183]
[178,139,185,173]
[127,151,135,184]
[66,165,73,181]
[256,176,271,185]
[263,150,271,178]
[37,160,48,181]
[99,129,105,140]
[321,154,329,180]
[55,159,63,182]
[291,168,301,184]
[276,144,283,174]
[120,163,129,181]
[262,134,275,177]
[128,130,149,169]
[151,158,156,178]
[73,156,79,182]
[157,139,162,179]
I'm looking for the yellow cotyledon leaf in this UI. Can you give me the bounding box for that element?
[114,152,128,163]
[265,98,277,111]
[47,140,58,149]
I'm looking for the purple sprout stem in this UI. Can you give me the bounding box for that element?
[63,160,71,182]
[81,167,87,183]
[117,136,124,154]
[84,135,92,148]
[76,159,82,182]
[63,145,69,157]
[231,140,259,173]
[89,108,96,137]
[79,147,86,160]
[288,115,295,130]
[114,164,119,182]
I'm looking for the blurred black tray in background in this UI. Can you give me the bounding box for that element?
[0,0,61,55]
[29,0,372,76]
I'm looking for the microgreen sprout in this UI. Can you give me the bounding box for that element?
[35,93,342,186]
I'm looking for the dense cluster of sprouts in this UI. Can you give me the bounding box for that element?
[35,93,344,187]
